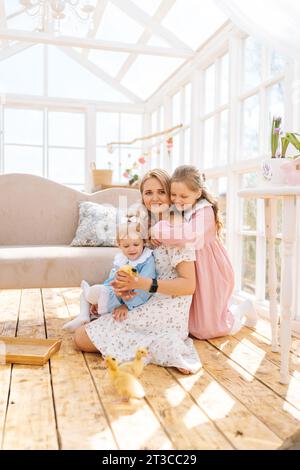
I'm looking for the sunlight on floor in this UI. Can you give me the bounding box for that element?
[164,382,186,407]
[196,381,236,420]
[282,401,300,420]
[183,404,209,429]
[228,340,266,376]
[111,405,172,450]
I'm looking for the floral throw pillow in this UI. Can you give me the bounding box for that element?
[71,201,118,247]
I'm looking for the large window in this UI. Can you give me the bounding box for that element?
[1,107,85,189]
[194,35,289,308]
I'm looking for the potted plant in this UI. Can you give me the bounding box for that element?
[261,118,299,185]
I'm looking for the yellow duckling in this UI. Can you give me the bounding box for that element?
[118,265,137,277]
[105,356,145,401]
[119,348,149,378]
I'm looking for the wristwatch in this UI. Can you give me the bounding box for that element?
[149,278,158,293]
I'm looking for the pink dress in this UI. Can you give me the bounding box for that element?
[152,200,235,339]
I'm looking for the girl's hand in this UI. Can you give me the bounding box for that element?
[113,305,128,322]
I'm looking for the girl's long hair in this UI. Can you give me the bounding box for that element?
[171,165,223,237]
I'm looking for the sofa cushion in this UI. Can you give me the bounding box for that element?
[70,201,118,247]
[0,246,119,289]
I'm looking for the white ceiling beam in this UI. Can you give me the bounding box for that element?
[110,0,192,51]
[59,46,142,103]
[0,0,7,48]
[116,0,176,82]
[0,29,193,58]
[0,41,34,61]
[83,0,109,59]
[4,92,145,113]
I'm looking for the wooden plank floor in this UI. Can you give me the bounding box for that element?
[0,287,300,450]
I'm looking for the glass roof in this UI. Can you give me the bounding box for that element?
[1,1,228,102]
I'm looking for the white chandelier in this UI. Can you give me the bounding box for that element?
[20,1,96,33]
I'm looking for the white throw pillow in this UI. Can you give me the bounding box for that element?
[71,201,118,247]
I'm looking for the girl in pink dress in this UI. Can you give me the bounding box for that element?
[152,165,257,340]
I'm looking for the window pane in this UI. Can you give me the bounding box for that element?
[243,37,262,90]
[120,114,142,142]
[172,91,181,126]
[220,54,229,106]
[268,82,284,121]
[265,239,281,301]
[4,108,43,145]
[270,51,285,77]
[159,106,164,128]
[49,112,84,147]
[96,147,114,171]
[97,112,119,146]
[243,200,257,231]
[242,172,258,189]
[242,235,256,295]
[242,94,260,158]
[150,111,158,169]
[205,179,217,194]
[204,64,215,114]
[203,117,214,168]
[48,148,84,184]
[151,111,157,133]
[0,45,43,96]
[171,134,180,171]
[219,109,229,166]
[4,145,43,175]
[120,148,143,184]
[48,46,130,103]
[241,173,258,231]
[184,83,191,124]
[184,128,190,164]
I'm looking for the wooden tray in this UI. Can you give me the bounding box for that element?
[0,336,62,365]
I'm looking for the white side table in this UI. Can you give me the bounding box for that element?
[238,186,300,384]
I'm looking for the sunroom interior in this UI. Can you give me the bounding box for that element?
[0,0,300,451]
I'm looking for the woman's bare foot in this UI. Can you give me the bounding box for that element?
[177,368,192,375]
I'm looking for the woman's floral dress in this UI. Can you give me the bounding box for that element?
[85,245,201,373]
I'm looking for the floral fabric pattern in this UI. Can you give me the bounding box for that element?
[71,201,117,247]
[86,245,201,373]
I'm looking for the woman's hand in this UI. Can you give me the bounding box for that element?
[113,305,128,322]
[110,271,151,293]
[114,290,137,301]
[110,271,139,291]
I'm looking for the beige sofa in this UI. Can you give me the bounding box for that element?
[0,174,140,289]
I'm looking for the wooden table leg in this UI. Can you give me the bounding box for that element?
[265,198,279,353]
[280,196,296,384]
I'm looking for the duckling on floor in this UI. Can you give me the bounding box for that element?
[105,356,145,401]
[119,348,149,378]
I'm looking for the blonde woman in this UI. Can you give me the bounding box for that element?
[74,169,201,374]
